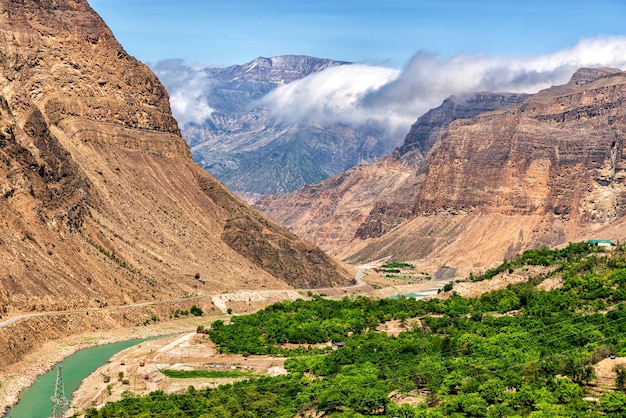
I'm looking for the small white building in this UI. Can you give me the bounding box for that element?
[588,239,616,247]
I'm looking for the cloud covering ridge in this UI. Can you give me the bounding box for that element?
[153,60,216,125]
[259,36,626,133]
[154,36,626,135]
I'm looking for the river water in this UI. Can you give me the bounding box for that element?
[6,338,147,418]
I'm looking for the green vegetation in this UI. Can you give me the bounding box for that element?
[171,308,193,318]
[84,235,130,269]
[190,305,203,316]
[478,241,594,281]
[379,261,424,282]
[85,242,626,417]
[161,369,254,379]
[382,262,415,269]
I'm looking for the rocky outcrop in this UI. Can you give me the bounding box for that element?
[399,92,530,156]
[257,68,626,273]
[354,92,531,240]
[0,0,352,323]
[257,92,530,251]
[413,68,626,221]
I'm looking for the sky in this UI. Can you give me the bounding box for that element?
[88,0,626,134]
[89,0,626,68]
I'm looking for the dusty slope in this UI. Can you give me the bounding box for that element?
[0,0,352,371]
[255,154,419,252]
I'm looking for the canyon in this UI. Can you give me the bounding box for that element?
[3,0,626,414]
[257,68,626,276]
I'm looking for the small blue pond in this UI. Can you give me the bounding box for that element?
[388,289,440,300]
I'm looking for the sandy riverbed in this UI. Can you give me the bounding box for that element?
[68,330,289,416]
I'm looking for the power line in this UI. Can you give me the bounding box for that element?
[51,365,69,418]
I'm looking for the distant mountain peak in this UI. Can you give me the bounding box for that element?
[236,55,350,79]
[170,55,400,196]
[569,67,622,85]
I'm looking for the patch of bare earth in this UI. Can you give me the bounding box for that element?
[447,266,557,299]
[376,318,422,337]
[279,342,332,350]
[592,357,625,392]
[536,276,563,291]
[390,390,427,407]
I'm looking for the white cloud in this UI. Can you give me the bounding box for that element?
[256,64,402,130]
[152,59,216,125]
[260,36,626,134]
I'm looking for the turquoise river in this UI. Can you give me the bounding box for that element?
[7,338,147,418]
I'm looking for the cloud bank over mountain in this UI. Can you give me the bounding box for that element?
[155,36,626,134]
[260,36,626,133]
[256,64,401,129]
[152,60,215,125]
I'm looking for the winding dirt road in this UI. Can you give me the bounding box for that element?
[0,268,374,330]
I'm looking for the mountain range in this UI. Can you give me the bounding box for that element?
[155,56,403,198]
[0,0,351,369]
[256,67,626,276]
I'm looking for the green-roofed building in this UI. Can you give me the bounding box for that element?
[588,239,616,247]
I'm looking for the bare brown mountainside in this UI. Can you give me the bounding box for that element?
[0,0,352,319]
[256,68,626,275]
[256,92,530,253]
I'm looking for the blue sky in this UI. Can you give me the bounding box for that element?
[87,0,626,136]
[88,0,626,68]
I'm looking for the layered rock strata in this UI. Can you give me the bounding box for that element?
[257,69,626,273]
[0,1,351,324]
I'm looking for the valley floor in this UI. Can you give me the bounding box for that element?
[1,267,457,415]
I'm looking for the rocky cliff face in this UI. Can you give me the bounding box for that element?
[257,69,626,274]
[354,92,531,240]
[256,92,530,252]
[399,93,531,156]
[0,0,352,322]
[412,68,626,221]
[157,56,401,197]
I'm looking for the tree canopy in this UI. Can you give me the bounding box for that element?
[86,242,626,417]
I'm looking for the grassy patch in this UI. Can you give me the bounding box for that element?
[381,262,415,269]
[161,369,254,379]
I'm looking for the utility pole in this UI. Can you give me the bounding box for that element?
[50,365,69,418]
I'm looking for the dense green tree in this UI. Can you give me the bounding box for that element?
[91,243,626,417]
